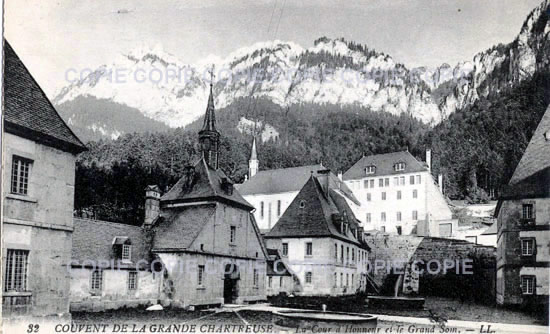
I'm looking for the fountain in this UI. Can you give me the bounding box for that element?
[366,266,425,309]
[272,309,377,331]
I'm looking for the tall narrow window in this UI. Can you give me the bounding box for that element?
[260,202,264,219]
[413,189,418,198]
[198,265,205,286]
[91,270,103,291]
[280,276,283,287]
[11,156,32,195]
[381,192,386,200]
[128,271,138,290]
[416,175,421,184]
[366,213,371,223]
[397,212,402,221]
[412,210,418,220]
[393,177,398,186]
[340,273,343,287]
[305,272,312,284]
[253,269,259,287]
[346,273,349,286]
[521,276,535,295]
[367,193,371,201]
[268,276,272,288]
[341,245,344,263]
[396,226,402,235]
[334,273,337,287]
[385,178,389,186]
[277,200,281,216]
[400,176,405,185]
[369,180,374,188]
[352,249,355,262]
[379,178,384,187]
[230,226,236,244]
[363,180,369,189]
[410,175,415,185]
[522,204,534,220]
[282,243,288,257]
[4,249,29,292]
[397,191,402,200]
[306,242,313,256]
[381,212,386,222]
[346,247,349,262]
[521,239,535,256]
[122,244,131,261]
[334,243,338,259]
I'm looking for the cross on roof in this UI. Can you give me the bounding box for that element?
[208,65,215,86]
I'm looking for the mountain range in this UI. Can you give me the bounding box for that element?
[54,1,550,142]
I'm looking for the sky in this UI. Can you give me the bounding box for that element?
[5,0,544,97]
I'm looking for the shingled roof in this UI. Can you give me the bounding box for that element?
[265,174,367,248]
[498,106,550,202]
[72,218,151,269]
[161,157,253,210]
[343,151,427,180]
[236,164,324,195]
[4,41,86,154]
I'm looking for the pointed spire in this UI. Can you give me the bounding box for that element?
[201,83,217,132]
[250,136,258,160]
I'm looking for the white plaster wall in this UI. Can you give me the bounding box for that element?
[520,267,549,296]
[243,191,298,230]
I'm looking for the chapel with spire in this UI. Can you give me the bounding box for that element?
[199,82,220,169]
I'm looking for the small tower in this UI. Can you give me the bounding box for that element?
[144,185,161,227]
[249,136,259,179]
[199,81,220,169]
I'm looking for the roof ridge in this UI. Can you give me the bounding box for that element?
[73,217,142,229]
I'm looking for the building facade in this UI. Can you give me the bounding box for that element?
[343,150,457,237]
[2,42,87,317]
[496,107,550,307]
[265,171,370,296]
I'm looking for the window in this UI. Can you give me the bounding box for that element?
[91,270,103,291]
[381,212,386,222]
[230,226,236,244]
[352,249,355,262]
[253,269,259,286]
[366,213,371,223]
[381,192,386,200]
[346,273,349,286]
[366,193,371,201]
[352,274,354,286]
[385,178,389,186]
[416,175,421,184]
[412,210,418,220]
[334,243,338,259]
[397,191,402,200]
[396,226,402,235]
[305,272,312,284]
[306,242,313,256]
[128,271,138,290]
[410,175,415,185]
[341,245,344,263]
[379,178,384,187]
[363,180,369,188]
[346,247,349,262]
[260,202,264,219]
[277,200,281,216]
[280,276,283,287]
[122,244,131,261]
[397,212,402,221]
[521,276,535,295]
[400,176,405,185]
[334,273,337,287]
[282,243,288,257]
[198,265,205,286]
[393,177,398,186]
[369,180,374,188]
[268,276,272,288]
[394,163,405,171]
[413,189,418,198]
[365,166,376,174]
[522,204,534,220]
[381,226,386,232]
[4,249,29,292]
[299,200,306,209]
[340,273,343,287]
[521,239,535,256]
[11,156,32,195]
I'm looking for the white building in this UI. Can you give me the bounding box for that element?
[343,150,457,237]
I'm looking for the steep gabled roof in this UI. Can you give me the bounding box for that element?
[343,151,427,180]
[265,175,365,246]
[4,41,86,154]
[72,218,151,269]
[236,164,324,195]
[161,157,253,210]
[500,106,550,200]
[152,205,216,251]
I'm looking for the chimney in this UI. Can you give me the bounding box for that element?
[438,174,443,194]
[317,169,331,197]
[144,185,161,227]
[337,171,343,181]
[426,149,432,172]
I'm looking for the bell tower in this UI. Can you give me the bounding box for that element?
[249,136,259,178]
[199,70,220,169]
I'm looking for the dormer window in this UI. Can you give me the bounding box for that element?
[365,166,376,175]
[122,244,131,261]
[113,237,132,261]
[299,200,306,209]
[394,162,405,171]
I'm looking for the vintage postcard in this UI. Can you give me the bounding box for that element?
[1,0,549,333]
